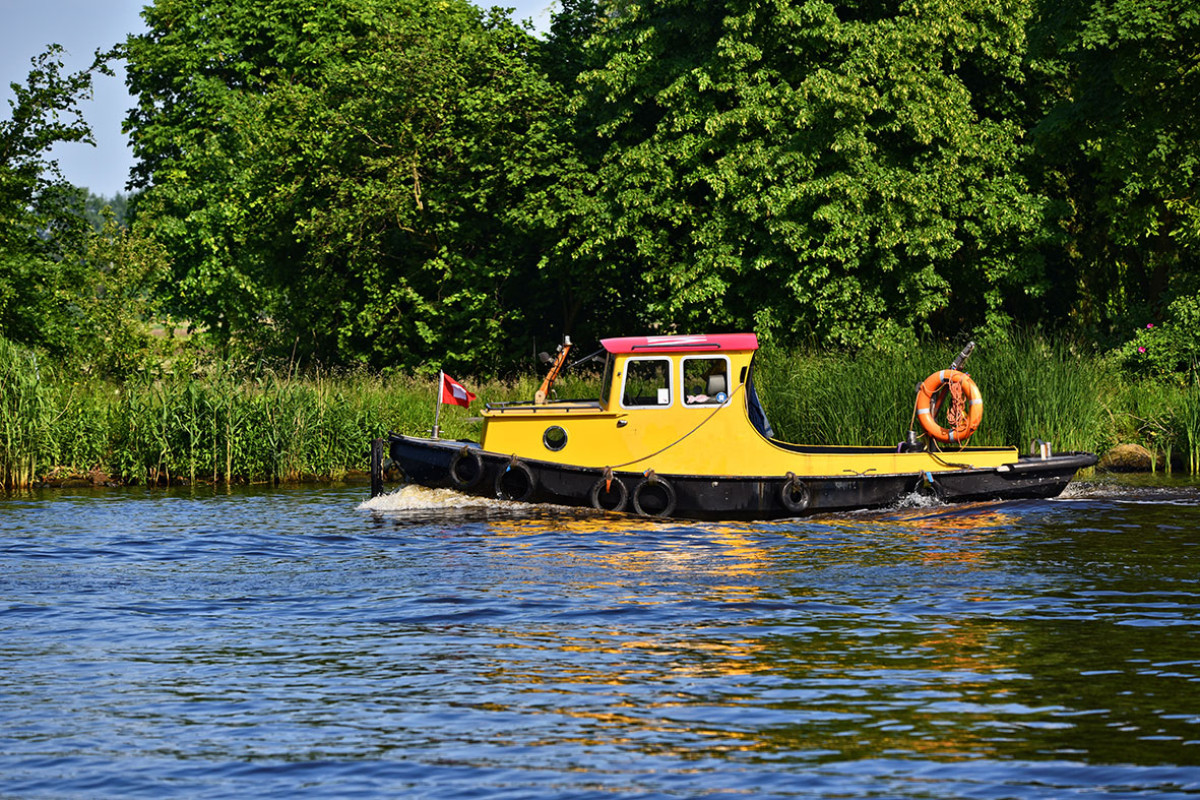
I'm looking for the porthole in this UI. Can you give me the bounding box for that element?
[543,425,568,451]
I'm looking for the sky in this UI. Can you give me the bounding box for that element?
[1,0,554,198]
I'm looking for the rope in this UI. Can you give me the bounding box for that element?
[927,449,974,469]
[600,377,976,477]
[604,381,746,472]
[946,378,966,434]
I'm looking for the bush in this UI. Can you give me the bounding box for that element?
[1118,293,1200,380]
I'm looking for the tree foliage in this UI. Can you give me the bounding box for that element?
[88,0,1200,374]
[0,45,116,355]
[124,0,569,371]
[542,0,1050,348]
[1031,0,1199,345]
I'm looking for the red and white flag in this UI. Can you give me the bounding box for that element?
[440,372,476,408]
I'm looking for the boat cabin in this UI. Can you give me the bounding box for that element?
[480,334,766,470]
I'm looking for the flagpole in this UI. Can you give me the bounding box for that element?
[432,369,443,439]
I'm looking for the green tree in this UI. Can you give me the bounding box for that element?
[545,0,1050,347]
[72,211,171,376]
[1031,0,1199,352]
[83,191,133,230]
[1,45,114,355]
[124,0,570,371]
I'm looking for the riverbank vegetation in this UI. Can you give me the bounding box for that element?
[2,0,1197,486]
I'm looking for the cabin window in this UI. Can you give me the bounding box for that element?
[621,358,672,408]
[682,356,731,406]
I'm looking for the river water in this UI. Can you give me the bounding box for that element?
[2,478,1199,798]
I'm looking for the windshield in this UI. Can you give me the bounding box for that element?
[599,353,614,409]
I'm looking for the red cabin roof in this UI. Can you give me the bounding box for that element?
[600,333,759,355]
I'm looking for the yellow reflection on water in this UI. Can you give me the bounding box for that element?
[367,487,1046,760]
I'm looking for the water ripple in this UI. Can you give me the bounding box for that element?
[3,483,1200,797]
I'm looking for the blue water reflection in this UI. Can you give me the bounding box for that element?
[2,481,1199,797]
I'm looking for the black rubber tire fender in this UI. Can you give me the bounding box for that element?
[632,477,677,518]
[589,476,628,512]
[914,470,943,500]
[494,459,536,502]
[779,473,810,514]
[448,447,485,490]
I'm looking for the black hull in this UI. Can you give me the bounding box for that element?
[379,433,1097,521]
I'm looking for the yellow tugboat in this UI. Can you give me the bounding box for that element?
[373,333,1095,519]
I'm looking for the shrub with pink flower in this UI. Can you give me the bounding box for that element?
[1119,294,1200,378]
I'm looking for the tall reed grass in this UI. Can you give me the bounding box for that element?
[1184,368,1200,474]
[3,333,1199,489]
[3,354,460,488]
[961,335,1111,453]
[1185,369,1200,474]
[1107,363,1200,473]
[758,333,1113,455]
[1,337,48,489]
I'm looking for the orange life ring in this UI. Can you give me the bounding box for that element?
[915,369,983,444]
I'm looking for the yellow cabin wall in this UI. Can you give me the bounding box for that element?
[480,349,1018,477]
